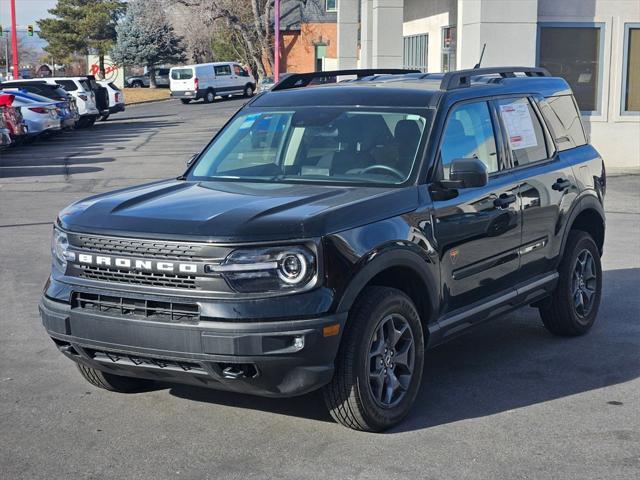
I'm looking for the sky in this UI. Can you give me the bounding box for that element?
[0,0,56,27]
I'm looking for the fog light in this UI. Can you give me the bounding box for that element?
[293,336,304,350]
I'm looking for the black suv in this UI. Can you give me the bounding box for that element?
[40,67,606,431]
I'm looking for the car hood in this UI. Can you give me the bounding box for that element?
[58,179,419,241]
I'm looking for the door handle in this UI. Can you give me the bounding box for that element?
[552,178,572,191]
[494,193,517,209]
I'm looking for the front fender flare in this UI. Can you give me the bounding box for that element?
[334,246,438,324]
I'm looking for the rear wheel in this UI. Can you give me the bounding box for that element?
[539,230,602,336]
[99,113,110,121]
[76,363,153,393]
[180,99,191,104]
[131,81,143,88]
[203,90,215,104]
[323,286,424,432]
[244,84,254,97]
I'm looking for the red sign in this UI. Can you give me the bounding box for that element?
[89,61,120,81]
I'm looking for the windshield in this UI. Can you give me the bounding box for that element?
[171,68,193,80]
[190,107,431,186]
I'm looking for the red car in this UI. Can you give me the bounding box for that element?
[0,93,27,145]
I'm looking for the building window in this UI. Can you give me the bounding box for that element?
[403,34,428,72]
[441,26,456,73]
[326,0,337,12]
[538,23,604,114]
[622,24,640,113]
[315,44,327,72]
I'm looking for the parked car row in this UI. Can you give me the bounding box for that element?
[0,76,125,148]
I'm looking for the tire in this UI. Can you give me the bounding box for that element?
[180,99,191,104]
[76,363,153,393]
[131,81,143,88]
[203,90,215,104]
[539,230,602,336]
[85,117,96,128]
[99,114,110,121]
[323,286,425,432]
[244,84,254,98]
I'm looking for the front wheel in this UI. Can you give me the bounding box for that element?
[323,286,424,432]
[76,363,154,393]
[539,230,602,336]
[243,84,254,97]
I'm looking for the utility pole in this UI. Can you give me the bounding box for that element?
[274,0,280,82]
[10,0,19,79]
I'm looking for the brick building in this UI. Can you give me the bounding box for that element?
[279,1,338,73]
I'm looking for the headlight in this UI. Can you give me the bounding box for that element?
[51,228,74,271]
[208,245,316,293]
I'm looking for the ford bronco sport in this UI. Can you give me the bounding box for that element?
[40,67,606,431]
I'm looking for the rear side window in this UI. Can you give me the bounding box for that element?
[215,65,232,76]
[56,80,77,91]
[539,95,587,151]
[171,68,193,80]
[496,97,548,167]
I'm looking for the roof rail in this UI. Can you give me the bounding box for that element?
[440,66,551,91]
[271,69,420,91]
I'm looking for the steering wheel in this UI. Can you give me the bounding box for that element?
[360,164,406,180]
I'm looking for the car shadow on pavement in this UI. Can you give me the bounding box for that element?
[167,268,640,431]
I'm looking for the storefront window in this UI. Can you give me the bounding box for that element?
[623,25,640,113]
[538,24,603,113]
[441,26,457,73]
[326,0,337,12]
[403,34,428,72]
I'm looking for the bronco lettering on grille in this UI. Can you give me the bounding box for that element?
[76,254,198,274]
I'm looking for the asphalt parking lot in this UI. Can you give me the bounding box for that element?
[1,98,639,480]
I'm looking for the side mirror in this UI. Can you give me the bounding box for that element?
[449,157,488,188]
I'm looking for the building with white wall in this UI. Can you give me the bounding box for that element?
[336,0,640,171]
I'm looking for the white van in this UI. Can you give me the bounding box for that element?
[169,62,256,104]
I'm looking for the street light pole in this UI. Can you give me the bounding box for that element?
[274,0,280,82]
[10,0,19,79]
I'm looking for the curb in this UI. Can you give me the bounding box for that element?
[125,97,173,107]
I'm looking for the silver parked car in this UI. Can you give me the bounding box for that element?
[125,68,170,88]
[9,95,61,138]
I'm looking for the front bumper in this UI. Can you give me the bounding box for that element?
[39,295,346,397]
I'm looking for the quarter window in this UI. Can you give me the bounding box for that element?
[539,95,587,151]
[440,101,498,178]
[496,98,548,167]
[538,24,603,113]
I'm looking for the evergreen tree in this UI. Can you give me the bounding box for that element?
[111,0,186,88]
[37,0,125,77]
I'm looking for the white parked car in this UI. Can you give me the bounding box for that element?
[169,62,256,104]
[9,95,61,138]
[97,81,125,121]
[5,77,100,128]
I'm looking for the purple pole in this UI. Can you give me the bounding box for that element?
[274,0,280,82]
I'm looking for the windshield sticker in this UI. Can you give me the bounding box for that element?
[499,103,537,150]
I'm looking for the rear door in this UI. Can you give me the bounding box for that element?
[495,95,579,279]
[170,67,195,92]
[431,99,523,315]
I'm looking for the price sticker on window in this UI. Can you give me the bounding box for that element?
[499,103,538,150]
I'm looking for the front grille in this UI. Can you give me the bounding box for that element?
[85,348,207,375]
[74,235,204,260]
[73,291,200,323]
[78,264,198,290]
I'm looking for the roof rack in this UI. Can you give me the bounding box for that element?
[271,69,420,91]
[440,66,550,91]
